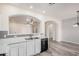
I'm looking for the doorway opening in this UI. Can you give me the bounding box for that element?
[45,21,57,48]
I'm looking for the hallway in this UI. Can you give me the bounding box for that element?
[37,41,79,56]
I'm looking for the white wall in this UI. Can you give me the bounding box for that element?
[62,17,79,44]
[9,22,32,34]
[0,4,62,41]
[0,4,47,33]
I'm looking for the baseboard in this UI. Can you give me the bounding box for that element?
[60,40,79,45]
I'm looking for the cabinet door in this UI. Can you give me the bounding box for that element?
[18,42,27,56]
[35,39,41,54]
[9,47,18,56]
[8,42,27,56]
[26,40,35,56]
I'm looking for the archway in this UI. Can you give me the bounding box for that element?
[45,21,58,48]
[9,14,41,34]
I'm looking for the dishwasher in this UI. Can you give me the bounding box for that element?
[41,38,48,52]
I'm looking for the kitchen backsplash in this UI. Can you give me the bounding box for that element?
[0,31,8,38]
[0,32,40,39]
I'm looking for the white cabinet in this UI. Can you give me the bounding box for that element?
[8,42,27,56]
[9,47,18,56]
[0,47,7,54]
[18,42,27,56]
[26,39,35,56]
[34,39,41,54]
[5,37,41,56]
[26,38,41,56]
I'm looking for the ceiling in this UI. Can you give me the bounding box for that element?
[6,3,79,20]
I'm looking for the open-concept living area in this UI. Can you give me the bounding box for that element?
[0,3,79,56]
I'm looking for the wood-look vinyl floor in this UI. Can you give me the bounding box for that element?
[37,41,79,56]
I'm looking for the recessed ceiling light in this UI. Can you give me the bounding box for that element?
[42,10,46,14]
[30,5,33,9]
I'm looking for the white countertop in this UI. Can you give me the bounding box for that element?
[0,36,41,46]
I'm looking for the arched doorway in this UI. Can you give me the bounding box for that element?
[45,21,57,48]
[9,14,41,35]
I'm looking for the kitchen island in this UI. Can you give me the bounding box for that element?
[0,34,41,56]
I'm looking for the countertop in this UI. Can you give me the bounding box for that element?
[0,33,42,54]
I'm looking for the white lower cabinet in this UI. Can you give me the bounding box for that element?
[9,47,18,56]
[34,39,41,54]
[18,42,27,56]
[26,40,35,56]
[7,39,41,56]
[8,42,27,56]
[26,39,41,56]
